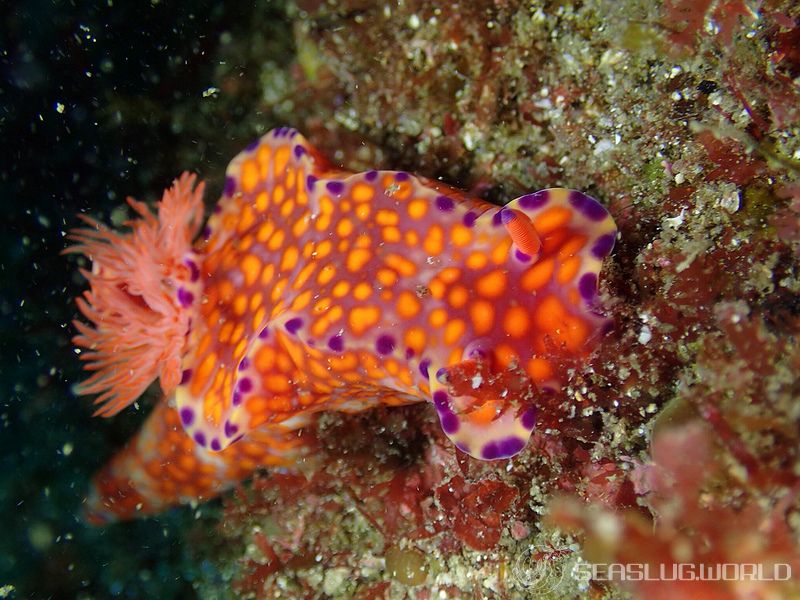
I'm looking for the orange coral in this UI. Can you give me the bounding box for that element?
[64,172,205,416]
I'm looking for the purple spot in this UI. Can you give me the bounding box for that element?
[288,129,297,138]
[193,431,207,447]
[518,191,549,210]
[376,334,396,355]
[498,436,526,457]
[365,170,378,182]
[232,391,242,406]
[521,407,537,430]
[232,434,245,444]
[328,335,344,352]
[179,407,194,426]
[245,138,260,151]
[306,175,318,190]
[515,249,532,262]
[238,357,250,371]
[578,272,598,300]
[224,420,239,437]
[463,211,477,227]
[492,211,503,227]
[237,377,253,393]
[419,359,430,379]
[326,181,345,195]
[435,367,447,383]
[223,177,236,196]
[405,347,415,359]
[468,347,486,359]
[293,144,307,158]
[202,226,211,240]
[259,327,270,339]
[500,207,515,224]
[210,438,222,451]
[180,369,192,385]
[440,412,459,434]
[591,233,616,258]
[185,259,200,282]
[213,205,222,215]
[285,317,303,334]
[433,390,449,411]
[481,442,500,460]
[435,195,455,212]
[395,171,409,181]
[177,287,194,308]
[569,190,608,221]
[274,127,286,137]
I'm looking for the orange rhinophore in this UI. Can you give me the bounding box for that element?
[67,127,617,522]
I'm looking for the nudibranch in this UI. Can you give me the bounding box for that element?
[67,127,616,523]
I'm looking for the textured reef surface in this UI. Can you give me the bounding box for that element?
[2,0,799,598]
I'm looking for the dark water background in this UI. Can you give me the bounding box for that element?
[1,2,291,597]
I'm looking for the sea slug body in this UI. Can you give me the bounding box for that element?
[66,127,617,522]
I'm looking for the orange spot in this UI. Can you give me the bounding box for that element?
[274,146,290,175]
[408,198,428,220]
[375,209,399,226]
[285,167,295,190]
[241,160,259,193]
[491,237,513,264]
[405,230,419,246]
[385,254,416,277]
[534,206,572,235]
[526,357,552,382]
[255,192,269,211]
[312,263,336,285]
[267,229,285,251]
[494,344,517,369]
[252,306,266,331]
[249,292,264,312]
[396,291,421,318]
[273,185,285,206]
[256,221,274,243]
[558,235,588,259]
[219,321,234,343]
[503,305,530,338]
[349,306,381,335]
[315,212,331,231]
[451,224,473,247]
[404,327,427,355]
[292,216,309,238]
[444,319,466,345]
[315,240,332,259]
[336,218,354,237]
[429,308,447,328]
[439,267,461,283]
[557,256,581,283]
[377,268,397,287]
[467,399,499,425]
[237,204,255,233]
[232,294,248,317]
[382,226,401,243]
[280,246,299,272]
[270,278,288,304]
[191,353,216,396]
[319,195,334,215]
[265,373,293,394]
[428,278,445,299]
[355,203,371,221]
[466,251,488,270]
[293,262,316,289]
[241,254,262,286]
[423,224,444,255]
[476,270,507,298]
[352,183,375,202]
[260,263,275,285]
[469,300,494,335]
[534,295,566,333]
[291,290,313,311]
[256,144,272,176]
[353,282,373,301]
[521,258,554,291]
[346,248,372,272]
[332,280,350,297]
[447,285,468,308]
